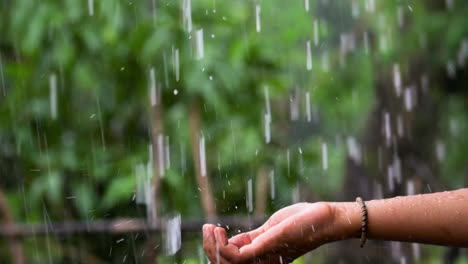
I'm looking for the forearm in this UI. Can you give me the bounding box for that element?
[332,188,468,247]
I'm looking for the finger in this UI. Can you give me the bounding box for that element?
[228,225,265,248]
[211,227,243,264]
[214,227,228,246]
[203,224,218,262]
[239,219,291,258]
[214,227,249,263]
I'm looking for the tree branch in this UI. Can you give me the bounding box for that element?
[0,217,265,239]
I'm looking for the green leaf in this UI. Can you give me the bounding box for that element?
[100,175,135,209]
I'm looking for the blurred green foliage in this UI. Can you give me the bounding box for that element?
[0,0,467,263]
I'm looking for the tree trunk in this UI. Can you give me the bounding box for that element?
[188,99,216,221]
[142,82,164,264]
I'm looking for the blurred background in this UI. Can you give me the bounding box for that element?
[0,0,467,263]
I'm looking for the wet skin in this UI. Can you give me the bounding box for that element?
[203,188,468,263]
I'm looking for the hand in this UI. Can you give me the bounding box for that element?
[203,202,338,263]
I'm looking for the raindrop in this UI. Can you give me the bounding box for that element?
[446,60,456,79]
[247,178,253,213]
[264,111,271,144]
[264,86,272,143]
[165,214,181,255]
[135,163,147,204]
[397,6,404,27]
[145,185,157,226]
[346,137,362,164]
[292,183,300,203]
[435,140,446,162]
[147,144,154,179]
[321,142,328,170]
[393,64,402,97]
[290,91,299,121]
[305,92,311,122]
[199,134,207,177]
[404,86,414,112]
[388,165,395,192]
[363,31,369,55]
[88,0,94,16]
[306,41,313,70]
[173,89,178,95]
[195,29,204,60]
[313,20,319,46]
[182,0,193,32]
[264,86,271,116]
[49,73,58,120]
[406,180,415,195]
[305,0,309,12]
[149,67,157,106]
[384,111,391,146]
[173,48,180,82]
[255,4,261,33]
[165,136,170,169]
[157,134,165,177]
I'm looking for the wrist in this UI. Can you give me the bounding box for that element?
[329,201,362,242]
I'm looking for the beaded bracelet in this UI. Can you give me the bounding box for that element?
[356,197,368,248]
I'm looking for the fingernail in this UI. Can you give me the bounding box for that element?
[202,226,208,238]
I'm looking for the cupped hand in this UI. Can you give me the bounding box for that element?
[203,202,337,264]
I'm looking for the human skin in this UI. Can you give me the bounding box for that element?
[203,188,468,263]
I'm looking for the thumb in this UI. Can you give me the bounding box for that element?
[238,220,289,257]
[229,225,266,248]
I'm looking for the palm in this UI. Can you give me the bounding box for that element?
[203,202,335,263]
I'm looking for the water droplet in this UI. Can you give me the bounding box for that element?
[322,142,328,170]
[306,41,313,71]
[165,214,181,255]
[88,0,94,16]
[199,134,207,177]
[49,73,57,120]
[195,29,204,60]
[255,4,261,33]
